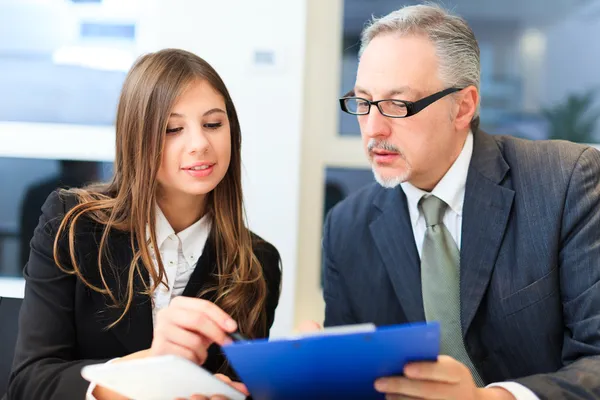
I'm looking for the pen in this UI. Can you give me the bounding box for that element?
[229,330,248,342]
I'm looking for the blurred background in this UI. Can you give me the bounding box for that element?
[0,0,599,337]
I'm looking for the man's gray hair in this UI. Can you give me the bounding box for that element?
[360,3,481,131]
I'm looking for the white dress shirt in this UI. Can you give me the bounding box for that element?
[400,132,540,400]
[86,206,212,399]
[148,206,212,326]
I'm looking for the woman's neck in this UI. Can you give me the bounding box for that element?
[156,193,207,234]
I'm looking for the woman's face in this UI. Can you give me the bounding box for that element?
[156,79,232,203]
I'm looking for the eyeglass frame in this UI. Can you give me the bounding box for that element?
[339,87,464,118]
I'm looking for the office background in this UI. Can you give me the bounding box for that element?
[1,0,599,338]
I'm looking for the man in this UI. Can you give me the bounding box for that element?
[320,4,600,400]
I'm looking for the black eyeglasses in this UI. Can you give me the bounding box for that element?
[339,87,463,118]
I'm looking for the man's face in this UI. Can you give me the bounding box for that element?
[356,33,470,190]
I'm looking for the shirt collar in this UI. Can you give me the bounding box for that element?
[401,131,473,221]
[150,205,212,265]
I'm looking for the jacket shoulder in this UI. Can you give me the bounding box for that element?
[492,134,592,170]
[327,182,382,224]
[250,232,282,289]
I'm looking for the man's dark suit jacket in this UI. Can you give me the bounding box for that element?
[6,191,282,400]
[323,130,600,399]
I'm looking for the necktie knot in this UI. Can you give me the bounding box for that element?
[420,195,448,227]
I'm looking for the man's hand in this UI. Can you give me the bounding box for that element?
[374,355,516,400]
[296,320,322,333]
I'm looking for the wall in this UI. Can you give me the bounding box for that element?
[136,0,308,337]
[293,0,343,327]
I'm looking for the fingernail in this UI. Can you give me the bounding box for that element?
[404,364,416,376]
[374,379,386,392]
[226,319,237,331]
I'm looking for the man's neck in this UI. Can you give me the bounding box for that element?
[410,131,470,191]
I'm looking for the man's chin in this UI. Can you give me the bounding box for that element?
[372,168,409,189]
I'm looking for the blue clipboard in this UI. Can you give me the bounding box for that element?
[222,322,440,400]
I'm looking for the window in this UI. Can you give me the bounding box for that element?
[0,0,138,126]
[338,0,600,143]
[0,157,113,278]
[321,0,600,286]
[0,1,139,279]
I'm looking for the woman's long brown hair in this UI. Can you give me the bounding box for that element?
[52,49,268,338]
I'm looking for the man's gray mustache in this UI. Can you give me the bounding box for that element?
[367,139,401,154]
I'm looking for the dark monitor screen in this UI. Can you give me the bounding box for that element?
[0,157,113,277]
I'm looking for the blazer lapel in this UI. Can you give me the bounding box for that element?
[370,187,425,323]
[460,130,514,337]
[102,232,218,353]
[88,229,154,353]
[182,234,218,299]
[180,234,231,376]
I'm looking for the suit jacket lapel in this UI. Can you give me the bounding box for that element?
[87,228,219,354]
[370,187,425,323]
[87,229,154,353]
[182,234,218,299]
[460,130,514,337]
[181,234,231,376]
[100,231,219,354]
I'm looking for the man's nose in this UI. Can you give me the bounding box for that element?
[362,106,391,139]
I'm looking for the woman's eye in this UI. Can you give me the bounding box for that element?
[166,127,183,134]
[204,122,223,129]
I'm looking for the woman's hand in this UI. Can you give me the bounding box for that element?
[183,374,250,400]
[93,297,238,400]
[91,349,152,399]
[92,352,247,400]
[150,297,238,365]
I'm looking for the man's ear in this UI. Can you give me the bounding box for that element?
[453,86,478,131]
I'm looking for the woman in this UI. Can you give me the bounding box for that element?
[6,48,281,400]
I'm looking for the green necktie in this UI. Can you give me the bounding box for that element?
[419,195,485,387]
